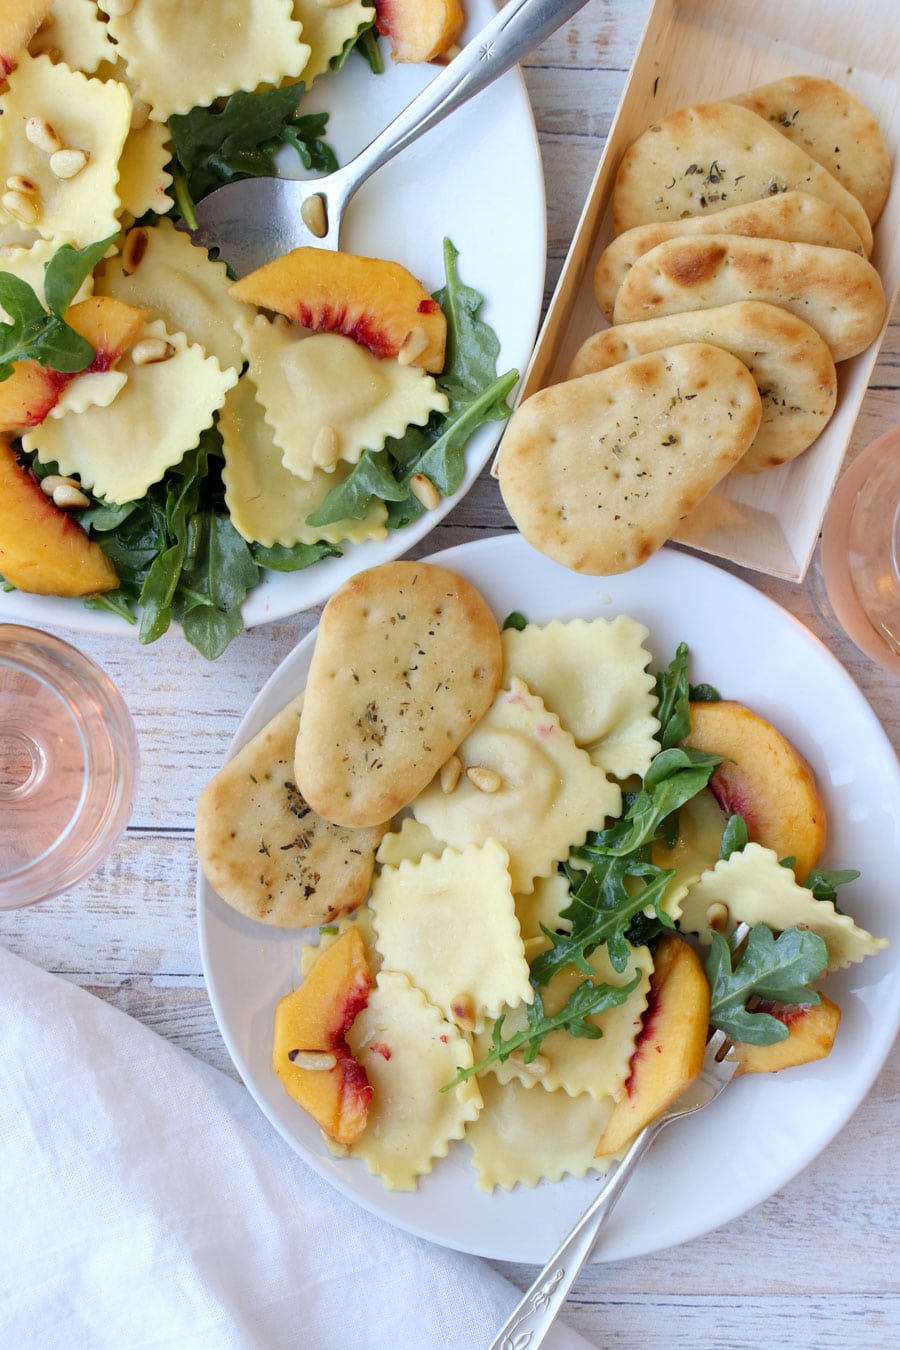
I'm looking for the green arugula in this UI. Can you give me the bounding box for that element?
[707,923,828,1045]
[654,640,721,748]
[0,235,116,380]
[81,426,339,659]
[168,84,338,228]
[306,238,518,530]
[442,972,643,1091]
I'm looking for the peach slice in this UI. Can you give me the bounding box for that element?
[228,247,447,373]
[595,934,710,1156]
[683,700,827,883]
[731,994,841,1075]
[373,0,465,64]
[272,925,374,1146]
[0,0,52,76]
[0,435,118,596]
[0,295,146,433]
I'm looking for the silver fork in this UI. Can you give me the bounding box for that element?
[187,0,588,276]
[487,1028,739,1350]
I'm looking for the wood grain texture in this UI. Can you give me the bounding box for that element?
[1,2,898,1344]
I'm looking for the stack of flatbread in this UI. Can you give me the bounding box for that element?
[498,74,890,576]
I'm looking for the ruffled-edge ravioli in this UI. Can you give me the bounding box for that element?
[237,315,449,480]
[501,616,660,780]
[479,943,652,1099]
[97,220,245,374]
[650,787,727,924]
[219,375,388,548]
[29,0,115,73]
[0,239,93,320]
[346,970,482,1192]
[413,677,622,895]
[679,842,888,970]
[0,53,131,246]
[23,319,237,503]
[105,0,311,120]
[115,120,174,221]
[290,0,373,84]
[514,871,572,944]
[370,839,532,1034]
[466,1074,614,1192]
[375,817,445,869]
[44,368,127,420]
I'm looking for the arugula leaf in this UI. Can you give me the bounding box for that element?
[707,924,828,1045]
[0,235,116,380]
[578,746,721,860]
[719,813,749,859]
[502,611,528,632]
[441,972,642,1091]
[653,642,721,748]
[168,85,338,217]
[802,866,861,904]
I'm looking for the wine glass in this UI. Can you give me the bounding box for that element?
[814,426,900,675]
[0,625,138,910]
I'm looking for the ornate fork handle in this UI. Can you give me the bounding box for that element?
[487,1114,665,1350]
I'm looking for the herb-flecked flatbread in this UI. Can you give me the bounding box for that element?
[195,694,386,927]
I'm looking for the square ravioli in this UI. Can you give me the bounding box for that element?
[501,615,660,780]
[412,677,622,893]
[370,838,532,1034]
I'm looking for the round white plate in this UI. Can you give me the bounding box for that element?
[197,535,900,1264]
[0,2,546,635]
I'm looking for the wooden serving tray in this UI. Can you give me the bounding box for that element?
[501,0,900,582]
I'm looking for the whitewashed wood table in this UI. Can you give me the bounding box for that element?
[2,2,899,1344]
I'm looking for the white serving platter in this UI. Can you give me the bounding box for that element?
[501,0,900,582]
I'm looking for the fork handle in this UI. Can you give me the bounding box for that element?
[323,0,588,223]
[486,1117,664,1350]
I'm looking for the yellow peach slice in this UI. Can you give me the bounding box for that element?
[229,247,447,372]
[683,700,827,882]
[373,0,465,64]
[595,934,710,1155]
[272,925,373,1146]
[0,436,118,596]
[731,994,841,1075]
[0,295,146,433]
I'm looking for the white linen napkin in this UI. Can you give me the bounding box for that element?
[0,945,595,1350]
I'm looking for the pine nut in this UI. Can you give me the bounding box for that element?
[450,992,476,1029]
[40,474,81,497]
[300,193,327,238]
[130,98,151,131]
[397,325,429,366]
[52,483,90,510]
[706,902,730,933]
[130,337,174,366]
[122,227,149,275]
[466,765,502,794]
[312,423,340,468]
[104,0,136,15]
[410,473,441,511]
[287,1049,337,1070]
[439,754,462,794]
[1,190,40,225]
[5,175,39,195]
[49,148,89,180]
[24,117,62,154]
[509,1050,550,1078]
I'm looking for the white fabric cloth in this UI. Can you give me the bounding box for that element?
[0,945,594,1350]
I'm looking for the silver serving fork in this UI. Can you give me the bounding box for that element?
[488,1028,740,1350]
[186,0,588,277]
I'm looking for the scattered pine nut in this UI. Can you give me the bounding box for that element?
[397,325,429,365]
[122,227,149,275]
[439,754,462,794]
[40,474,81,497]
[706,902,730,933]
[466,765,502,793]
[52,483,90,510]
[300,193,327,238]
[130,98,151,131]
[103,0,136,15]
[312,423,340,468]
[1,190,40,225]
[24,117,62,154]
[410,472,441,511]
[5,174,39,195]
[450,992,477,1029]
[49,148,89,180]
[130,336,175,366]
[286,1049,337,1071]
[509,1050,550,1078]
